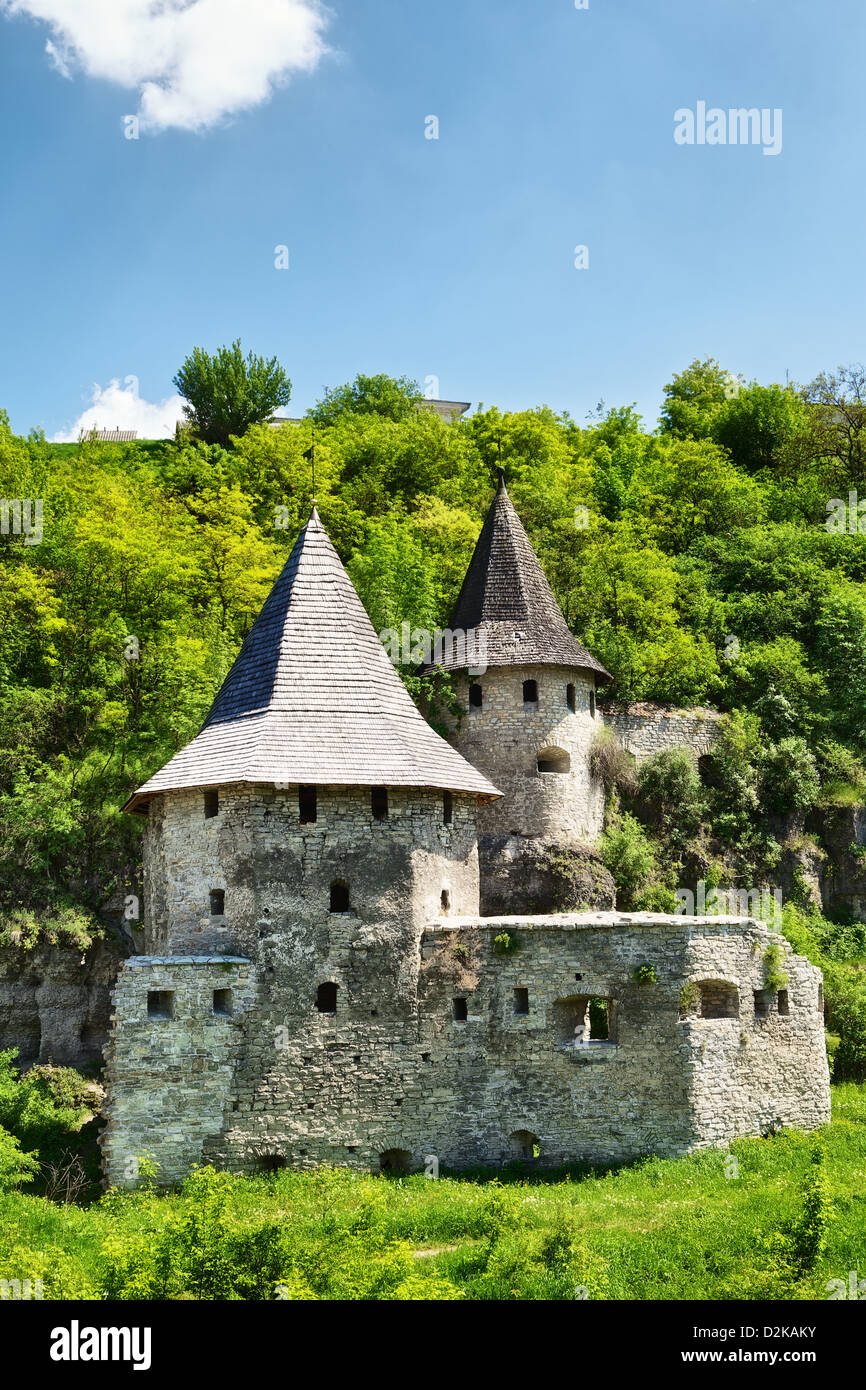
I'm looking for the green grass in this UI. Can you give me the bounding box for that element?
[1,1083,864,1300]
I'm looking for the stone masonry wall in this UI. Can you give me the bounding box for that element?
[100,914,829,1185]
[100,956,256,1186]
[603,704,723,761]
[448,665,605,843]
[143,783,480,965]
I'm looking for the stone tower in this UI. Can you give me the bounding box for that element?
[429,471,613,913]
[100,506,499,1183]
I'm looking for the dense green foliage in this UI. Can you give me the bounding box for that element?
[1,1087,864,1300]
[4,360,866,932]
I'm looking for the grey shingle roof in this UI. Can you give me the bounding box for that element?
[426,471,611,681]
[124,507,501,812]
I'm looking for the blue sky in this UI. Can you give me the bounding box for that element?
[0,0,863,439]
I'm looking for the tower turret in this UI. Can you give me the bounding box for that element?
[428,472,612,911]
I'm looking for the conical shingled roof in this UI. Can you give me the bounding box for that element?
[427,472,611,680]
[124,507,501,812]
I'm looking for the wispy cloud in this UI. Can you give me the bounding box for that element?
[1,0,331,132]
[54,377,185,440]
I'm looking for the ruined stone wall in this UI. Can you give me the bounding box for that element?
[0,938,124,1070]
[603,704,723,761]
[448,665,605,843]
[100,913,829,1185]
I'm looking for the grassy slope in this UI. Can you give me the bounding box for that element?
[2,1084,864,1300]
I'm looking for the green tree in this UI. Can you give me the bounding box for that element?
[659,358,737,439]
[309,373,423,428]
[173,341,291,447]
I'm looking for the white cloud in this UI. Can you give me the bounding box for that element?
[1,0,330,131]
[54,377,185,441]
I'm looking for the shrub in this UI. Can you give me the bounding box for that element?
[760,737,820,815]
[589,728,637,795]
[636,748,705,839]
[600,813,677,911]
[0,1124,39,1192]
[0,1050,92,1164]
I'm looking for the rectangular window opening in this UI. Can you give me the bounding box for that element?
[452,998,468,1022]
[204,789,219,819]
[513,987,529,1016]
[777,989,790,1017]
[213,988,232,1017]
[299,785,317,824]
[371,786,389,820]
[147,990,174,1021]
[209,889,225,916]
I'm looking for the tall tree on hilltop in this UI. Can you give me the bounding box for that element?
[173,341,291,448]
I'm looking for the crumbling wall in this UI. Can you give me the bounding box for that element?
[603,704,723,761]
[101,913,829,1185]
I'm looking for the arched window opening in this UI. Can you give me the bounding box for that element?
[316,982,338,1014]
[566,684,576,713]
[537,747,571,774]
[523,679,538,705]
[509,1130,540,1162]
[469,683,483,709]
[371,786,389,820]
[299,785,317,824]
[440,888,452,915]
[443,790,453,826]
[256,1154,286,1174]
[379,1149,411,1175]
[330,881,350,913]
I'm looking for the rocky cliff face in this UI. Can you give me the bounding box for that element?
[479,836,616,917]
[0,937,126,1070]
[814,806,866,919]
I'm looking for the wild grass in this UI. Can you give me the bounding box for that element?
[1,1084,864,1300]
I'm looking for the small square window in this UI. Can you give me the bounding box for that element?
[210,889,225,916]
[453,998,468,1022]
[148,990,174,1020]
[513,987,530,1015]
[213,988,232,1017]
